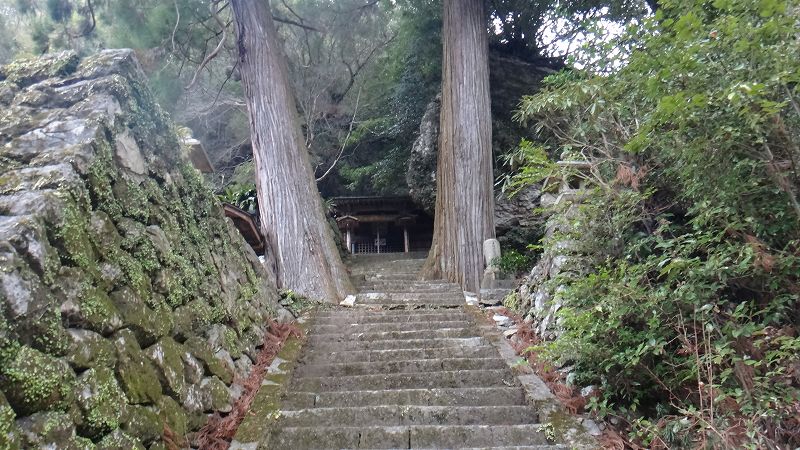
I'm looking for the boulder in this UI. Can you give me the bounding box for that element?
[184,336,234,385]
[144,337,188,400]
[65,329,117,370]
[155,395,188,437]
[0,391,22,449]
[59,280,124,337]
[15,411,86,449]
[0,242,69,356]
[96,429,146,450]
[74,367,128,438]
[0,345,76,415]
[112,330,162,405]
[111,288,172,347]
[120,404,162,445]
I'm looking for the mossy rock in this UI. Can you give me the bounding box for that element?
[0,246,69,357]
[112,330,162,405]
[0,51,79,88]
[74,367,127,439]
[172,300,222,342]
[147,440,167,450]
[0,345,76,415]
[53,200,100,277]
[201,376,232,413]
[186,409,209,433]
[207,324,243,360]
[65,329,117,370]
[143,337,187,401]
[0,391,22,449]
[155,395,187,437]
[184,336,233,385]
[110,288,172,347]
[59,282,124,336]
[120,405,161,445]
[96,429,145,450]
[15,410,82,449]
[88,211,122,258]
[20,306,71,358]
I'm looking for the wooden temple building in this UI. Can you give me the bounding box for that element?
[332,196,433,254]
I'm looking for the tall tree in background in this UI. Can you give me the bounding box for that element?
[422,0,494,292]
[229,0,353,301]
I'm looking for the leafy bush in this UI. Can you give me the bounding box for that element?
[492,249,536,277]
[217,184,257,215]
[510,0,800,446]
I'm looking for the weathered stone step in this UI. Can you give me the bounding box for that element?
[355,281,461,291]
[290,369,517,391]
[363,273,421,281]
[264,424,554,448]
[314,310,470,323]
[301,345,500,363]
[355,298,464,307]
[308,327,476,343]
[311,319,472,334]
[277,405,538,427]
[294,357,508,377]
[357,292,465,301]
[307,336,488,352]
[356,290,464,297]
[282,386,528,408]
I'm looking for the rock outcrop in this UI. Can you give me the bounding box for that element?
[406,54,555,247]
[406,53,558,213]
[0,50,280,448]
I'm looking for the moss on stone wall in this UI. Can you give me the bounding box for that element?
[0,49,282,448]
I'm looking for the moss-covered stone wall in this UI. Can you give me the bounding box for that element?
[0,50,281,449]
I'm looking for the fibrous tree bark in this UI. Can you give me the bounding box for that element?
[230,0,353,301]
[421,0,495,292]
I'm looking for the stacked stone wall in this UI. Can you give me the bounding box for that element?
[0,50,280,449]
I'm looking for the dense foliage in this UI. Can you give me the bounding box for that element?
[509,0,800,446]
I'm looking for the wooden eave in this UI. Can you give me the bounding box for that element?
[223,203,265,255]
[183,138,215,173]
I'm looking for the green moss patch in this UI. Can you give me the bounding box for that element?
[0,346,76,415]
[74,367,127,438]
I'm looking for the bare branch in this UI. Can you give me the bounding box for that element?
[272,15,321,32]
[186,1,228,91]
[171,0,181,53]
[316,87,363,182]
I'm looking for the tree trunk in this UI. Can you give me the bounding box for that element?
[230,0,353,301]
[421,0,495,293]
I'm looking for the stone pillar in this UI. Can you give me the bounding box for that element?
[376,228,381,254]
[346,229,352,254]
[403,226,410,253]
[481,238,502,289]
[483,238,501,268]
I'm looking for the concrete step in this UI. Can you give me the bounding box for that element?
[277,405,539,427]
[306,336,489,352]
[307,327,476,343]
[314,310,470,323]
[281,386,528,408]
[264,424,555,448]
[290,369,518,391]
[301,345,500,363]
[311,319,472,334]
[294,357,508,377]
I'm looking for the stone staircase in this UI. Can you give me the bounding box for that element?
[258,255,585,449]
